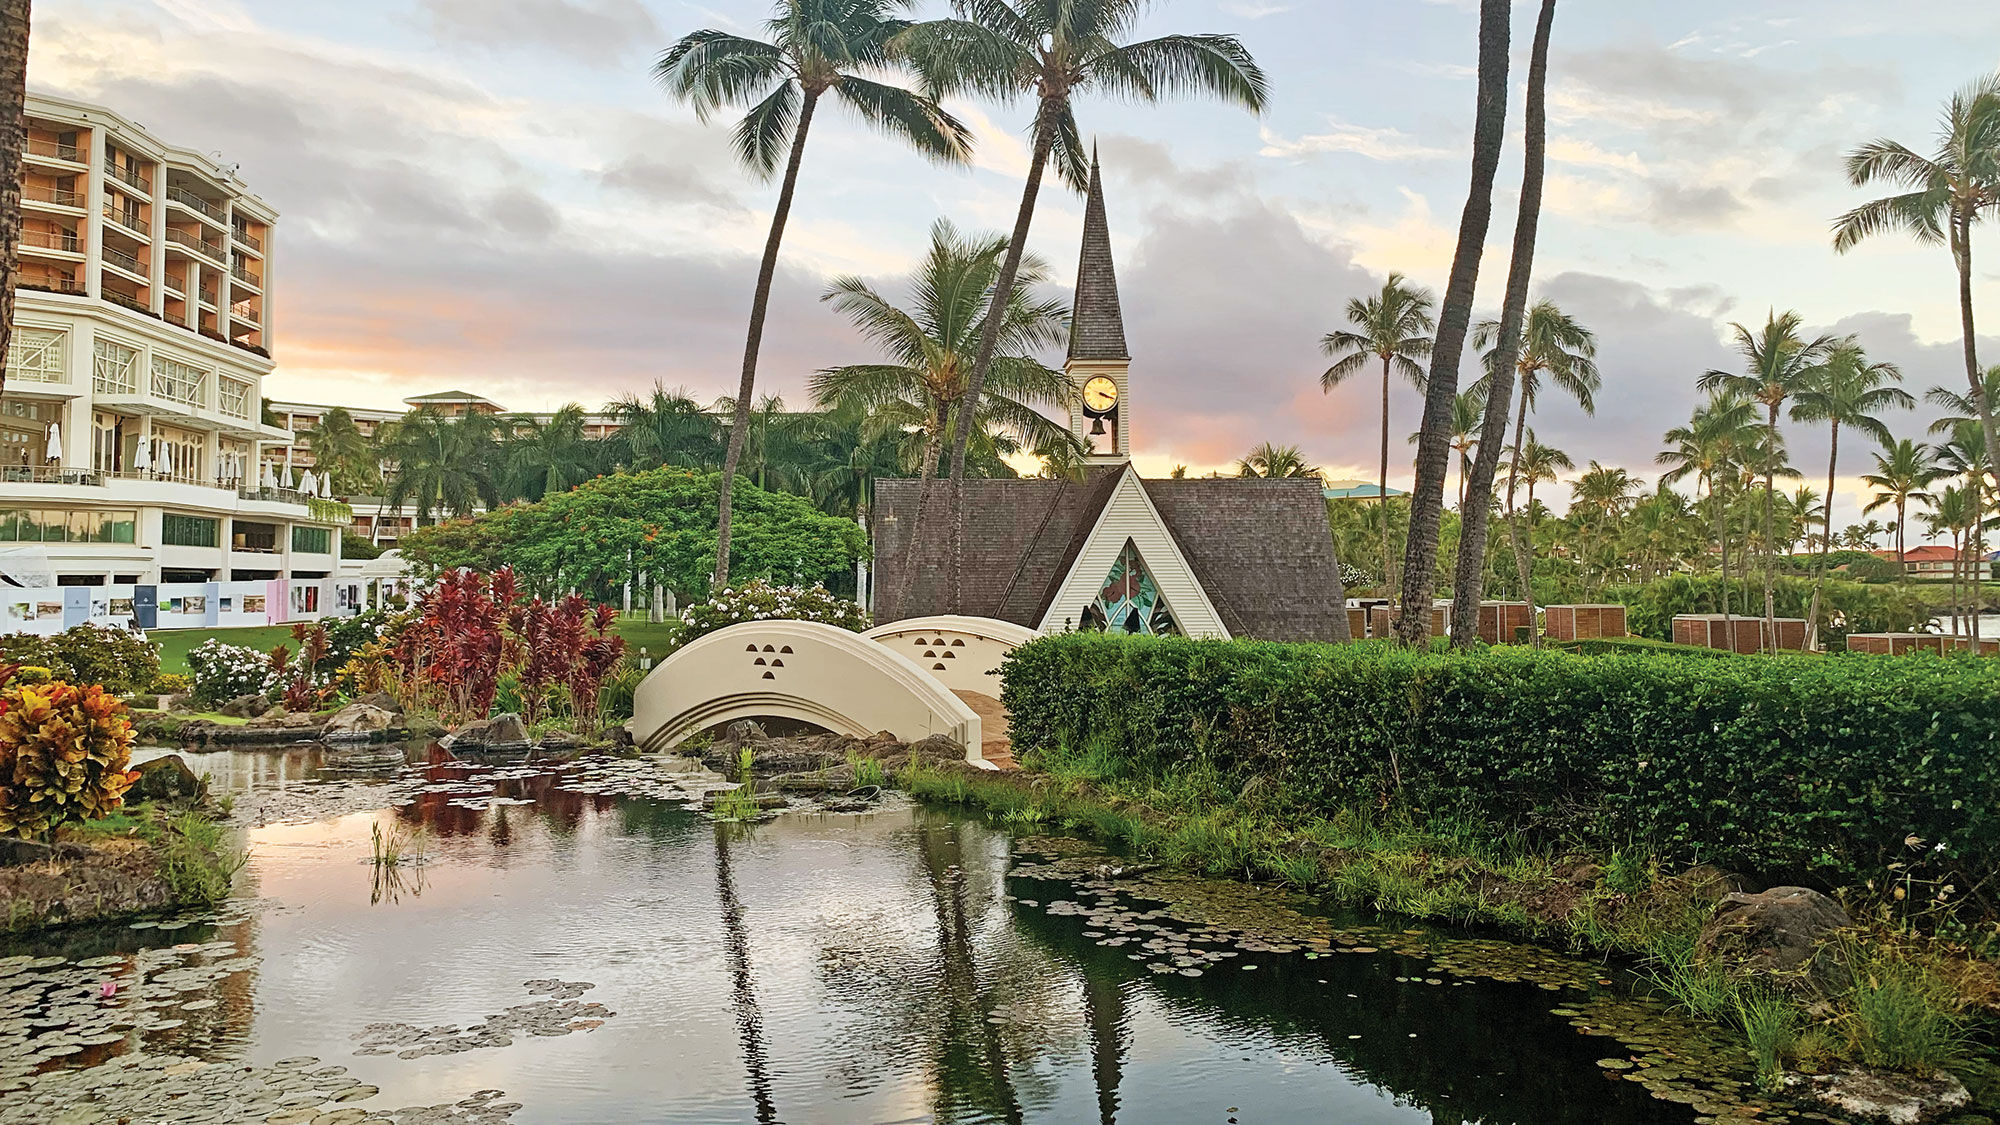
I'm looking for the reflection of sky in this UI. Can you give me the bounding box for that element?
[77,754,1692,1124]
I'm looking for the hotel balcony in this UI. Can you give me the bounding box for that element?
[164,226,226,263]
[0,470,351,527]
[23,183,84,211]
[101,242,149,282]
[18,226,83,258]
[231,225,264,255]
[164,186,226,228]
[102,160,152,196]
[228,261,262,290]
[23,137,83,167]
[102,201,151,238]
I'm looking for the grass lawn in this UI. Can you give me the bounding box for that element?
[150,618,685,675]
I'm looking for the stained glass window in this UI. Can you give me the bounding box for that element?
[1086,540,1179,636]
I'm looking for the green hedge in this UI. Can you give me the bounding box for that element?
[1000,634,2000,894]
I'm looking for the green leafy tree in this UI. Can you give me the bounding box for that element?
[657,0,972,589]
[1234,442,1319,479]
[902,0,1268,608]
[1861,438,1944,579]
[381,408,499,523]
[1323,272,1435,592]
[1834,75,2000,477]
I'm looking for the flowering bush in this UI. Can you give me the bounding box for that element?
[0,666,138,839]
[673,580,868,652]
[0,626,159,695]
[187,640,273,707]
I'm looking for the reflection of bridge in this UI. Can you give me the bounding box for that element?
[630,617,1040,768]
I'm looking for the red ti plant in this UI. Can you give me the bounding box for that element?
[393,567,515,725]
[568,602,626,732]
[515,595,627,730]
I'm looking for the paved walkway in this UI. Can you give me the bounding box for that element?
[953,690,1017,770]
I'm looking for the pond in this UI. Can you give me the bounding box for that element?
[0,745,1754,1125]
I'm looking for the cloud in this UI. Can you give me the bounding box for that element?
[1219,2,1297,17]
[1258,119,1452,163]
[413,0,661,62]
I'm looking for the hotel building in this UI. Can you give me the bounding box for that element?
[2,93,355,631]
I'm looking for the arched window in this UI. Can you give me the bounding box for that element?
[1087,541,1181,636]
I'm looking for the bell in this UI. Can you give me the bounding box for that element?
[1090,417,1106,435]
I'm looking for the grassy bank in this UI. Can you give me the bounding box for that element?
[4,804,243,933]
[891,751,1998,1099]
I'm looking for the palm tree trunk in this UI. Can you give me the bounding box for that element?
[1504,390,1534,637]
[1717,483,1734,626]
[892,402,949,618]
[0,1,30,402]
[1452,0,1555,649]
[1762,408,1779,652]
[1807,420,1839,650]
[1896,496,1908,582]
[1378,354,1394,601]
[712,90,819,591]
[1398,0,1512,645]
[941,94,1062,613]
[1955,215,2000,478]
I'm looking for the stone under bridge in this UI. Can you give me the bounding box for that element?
[630,616,1041,768]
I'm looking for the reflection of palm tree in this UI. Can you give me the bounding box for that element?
[1082,974,1129,1125]
[917,819,1024,1124]
[713,824,778,1124]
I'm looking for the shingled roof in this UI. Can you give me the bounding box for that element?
[870,469,1348,643]
[1068,155,1129,362]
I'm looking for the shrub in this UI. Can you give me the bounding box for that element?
[0,626,159,695]
[186,640,272,707]
[1000,634,2000,898]
[0,672,139,839]
[148,672,193,696]
[673,580,867,652]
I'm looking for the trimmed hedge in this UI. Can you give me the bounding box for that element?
[1000,634,2000,895]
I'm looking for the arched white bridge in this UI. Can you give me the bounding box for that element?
[631,617,1041,767]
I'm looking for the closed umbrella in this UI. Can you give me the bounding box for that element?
[44,423,59,464]
[281,463,295,490]
[300,469,318,497]
[161,444,174,480]
[264,463,278,490]
[133,437,152,474]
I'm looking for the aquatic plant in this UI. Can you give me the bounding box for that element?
[160,810,244,903]
[1836,938,1971,1070]
[370,820,428,868]
[710,785,763,823]
[1734,987,1800,1091]
[0,674,138,839]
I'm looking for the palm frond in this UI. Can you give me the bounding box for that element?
[832,76,974,165]
[732,81,804,179]
[1084,33,1269,111]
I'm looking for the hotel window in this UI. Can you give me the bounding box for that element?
[232,520,277,553]
[6,327,65,384]
[92,338,140,394]
[291,526,331,554]
[217,377,251,419]
[91,411,126,473]
[161,513,219,548]
[0,509,137,544]
[150,356,208,407]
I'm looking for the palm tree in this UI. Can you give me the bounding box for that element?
[811,218,1074,607]
[1397,0,1512,643]
[1923,483,1976,640]
[902,0,1268,609]
[1659,394,1760,621]
[1924,364,2000,435]
[1445,387,1484,511]
[1475,299,1598,625]
[1235,442,1319,479]
[501,404,601,502]
[381,408,499,523]
[610,384,722,470]
[1569,461,1638,595]
[1932,422,1991,642]
[0,1,30,401]
[1862,438,1944,580]
[1789,339,1911,644]
[657,0,972,590]
[1512,434,1573,528]
[1697,310,1835,650]
[1834,75,2000,477]
[1453,0,1559,648]
[304,406,378,496]
[1843,519,1889,550]
[1323,272,1436,592]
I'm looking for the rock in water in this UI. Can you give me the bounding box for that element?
[1696,886,1852,989]
[350,691,404,714]
[1785,1069,1970,1125]
[323,702,398,742]
[443,713,532,752]
[130,754,206,803]
[719,720,768,746]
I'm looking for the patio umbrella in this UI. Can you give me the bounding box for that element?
[132,437,152,474]
[44,423,59,464]
[281,463,295,490]
[162,444,175,480]
[264,463,278,490]
[300,469,318,497]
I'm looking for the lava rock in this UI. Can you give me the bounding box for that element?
[218,693,271,719]
[129,754,206,804]
[350,691,404,714]
[1784,1068,1970,1125]
[718,720,767,746]
[906,734,966,762]
[1697,885,1853,989]
[322,703,398,741]
[443,713,532,753]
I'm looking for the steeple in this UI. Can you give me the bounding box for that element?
[1068,152,1129,362]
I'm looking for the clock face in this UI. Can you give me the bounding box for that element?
[1082,376,1119,414]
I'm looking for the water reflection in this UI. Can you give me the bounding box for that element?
[3,749,1704,1125]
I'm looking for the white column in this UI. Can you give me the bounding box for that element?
[147,157,167,314]
[83,125,106,300]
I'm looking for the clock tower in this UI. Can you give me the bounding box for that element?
[1067,154,1131,465]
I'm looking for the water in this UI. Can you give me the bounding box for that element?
[0,746,1729,1124]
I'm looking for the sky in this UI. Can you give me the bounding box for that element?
[28,0,2000,527]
